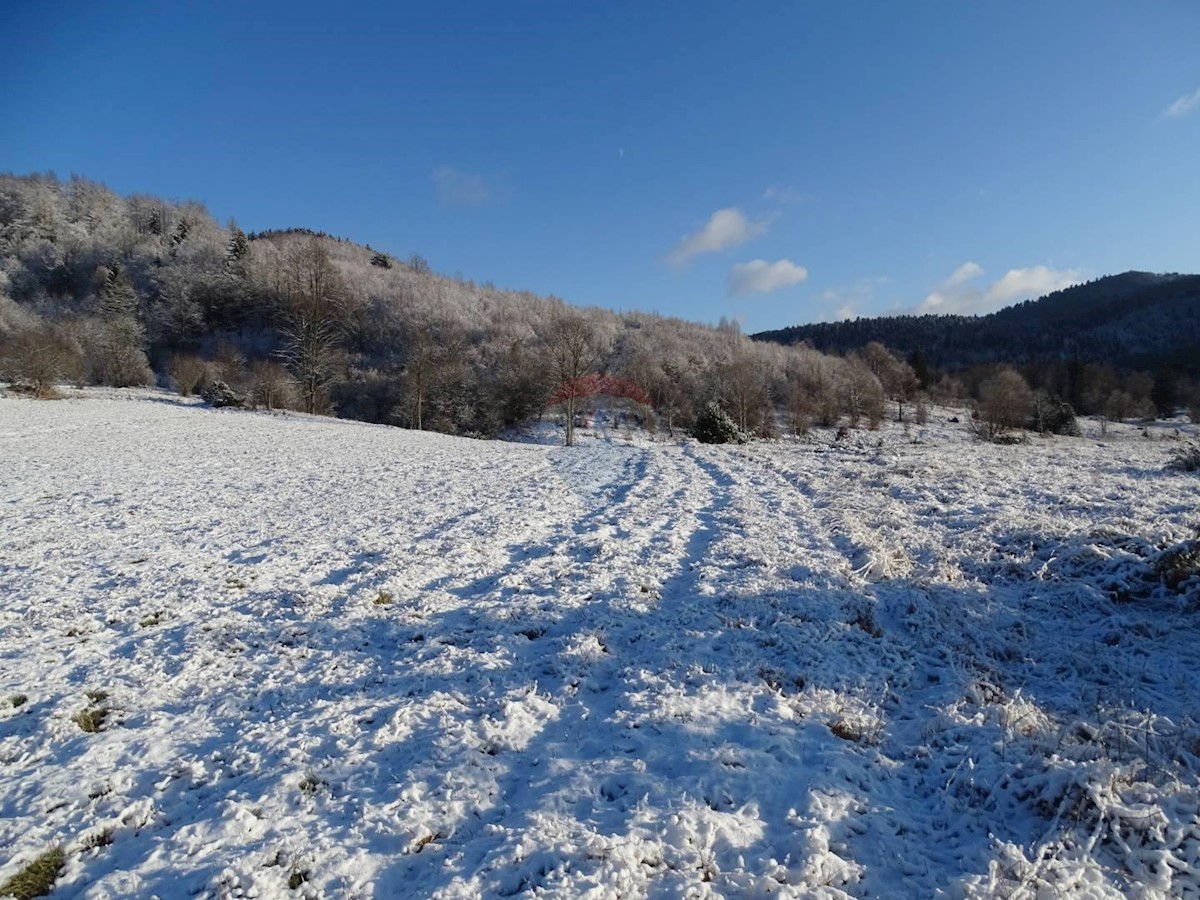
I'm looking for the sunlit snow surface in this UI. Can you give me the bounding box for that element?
[2,390,1198,898]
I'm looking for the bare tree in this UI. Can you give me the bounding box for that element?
[863,342,919,421]
[278,238,345,414]
[166,353,211,395]
[541,308,607,446]
[249,359,297,411]
[397,313,466,431]
[841,355,886,428]
[0,322,83,397]
[972,367,1033,440]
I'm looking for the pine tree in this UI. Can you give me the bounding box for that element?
[169,218,190,249]
[100,266,140,319]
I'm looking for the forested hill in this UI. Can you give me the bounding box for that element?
[753,272,1200,375]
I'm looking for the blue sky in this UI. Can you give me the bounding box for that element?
[3,1,1198,332]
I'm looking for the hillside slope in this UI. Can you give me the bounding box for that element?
[2,392,1198,897]
[754,272,1200,374]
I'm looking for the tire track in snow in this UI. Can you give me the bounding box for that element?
[377,440,803,896]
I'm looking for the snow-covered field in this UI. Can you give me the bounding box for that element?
[2,390,1198,899]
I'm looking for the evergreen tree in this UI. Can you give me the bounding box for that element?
[100,266,140,320]
[907,347,930,389]
[169,217,190,249]
[1151,367,1182,418]
[226,226,248,266]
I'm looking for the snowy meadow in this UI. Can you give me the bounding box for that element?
[1,391,1199,898]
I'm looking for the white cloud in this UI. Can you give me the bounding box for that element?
[1163,86,1200,119]
[917,263,1082,315]
[762,185,805,204]
[728,258,809,296]
[945,261,984,287]
[818,276,889,321]
[432,166,494,207]
[666,208,772,265]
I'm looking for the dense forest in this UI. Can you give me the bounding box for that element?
[754,272,1200,391]
[1,173,1196,439]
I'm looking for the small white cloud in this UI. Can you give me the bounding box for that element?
[945,261,984,287]
[818,276,888,321]
[916,263,1082,315]
[1163,86,1200,119]
[432,166,494,207]
[762,185,805,204]
[666,208,772,265]
[728,258,809,296]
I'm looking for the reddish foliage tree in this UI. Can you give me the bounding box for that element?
[547,374,653,431]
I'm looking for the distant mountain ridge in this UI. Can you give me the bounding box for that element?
[752,271,1200,375]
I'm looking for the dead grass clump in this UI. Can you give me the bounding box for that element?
[80,828,113,851]
[828,717,881,744]
[73,707,108,733]
[850,610,882,638]
[74,691,110,733]
[0,846,66,899]
[1155,540,1200,592]
[1167,441,1200,473]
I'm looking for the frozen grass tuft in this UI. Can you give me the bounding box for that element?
[80,828,114,851]
[0,847,65,900]
[73,707,108,733]
[298,770,324,795]
[74,692,110,733]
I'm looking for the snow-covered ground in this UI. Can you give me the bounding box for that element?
[1,389,1198,898]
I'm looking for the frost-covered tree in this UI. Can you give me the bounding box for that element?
[972,367,1033,441]
[277,238,346,414]
[541,307,608,446]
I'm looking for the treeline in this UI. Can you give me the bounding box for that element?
[754,271,1200,381]
[0,172,924,439]
[1,173,1194,441]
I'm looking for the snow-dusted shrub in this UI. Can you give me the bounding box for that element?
[971,368,1033,442]
[248,360,297,411]
[68,316,154,388]
[1030,391,1081,436]
[0,322,83,397]
[1155,539,1200,593]
[201,379,246,408]
[1167,441,1200,473]
[691,400,743,444]
[166,353,211,396]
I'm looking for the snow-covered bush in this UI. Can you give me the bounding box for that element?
[970,368,1033,442]
[167,353,211,396]
[201,379,246,408]
[1030,391,1081,436]
[1155,539,1200,593]
[0,322,83,397]
[1167,441,1200,473]
[691,400,743,444]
